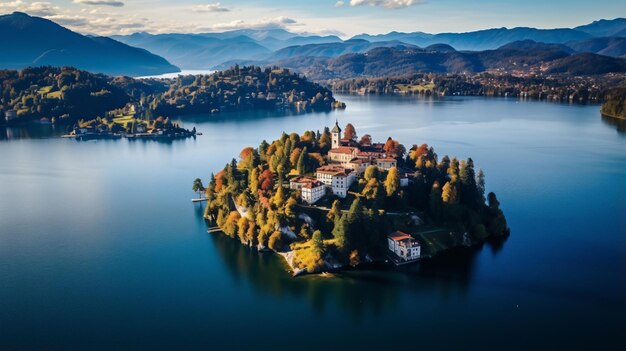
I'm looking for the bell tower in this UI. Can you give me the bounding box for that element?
[331,120,341,149]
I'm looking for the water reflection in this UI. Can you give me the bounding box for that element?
[601,115,626,135]
[195,202,504,319]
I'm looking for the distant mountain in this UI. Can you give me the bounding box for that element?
[111,32,272,69]
[566,37,626,58]
[574,18,626,37]
[102,18,626,70]
[269,39,418,61]
[350,27,592,51]
[0,12,179,76]
[543,53,626,75]
[268,42,626,80]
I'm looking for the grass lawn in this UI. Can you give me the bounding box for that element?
[415,228,463,256]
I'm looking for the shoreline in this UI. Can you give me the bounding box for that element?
[209,225,494,277]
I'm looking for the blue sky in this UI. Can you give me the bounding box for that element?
[0,0,624,36]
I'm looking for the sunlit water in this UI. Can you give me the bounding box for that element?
[1,95,624,350]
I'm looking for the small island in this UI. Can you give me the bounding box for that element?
[199,122,509,275]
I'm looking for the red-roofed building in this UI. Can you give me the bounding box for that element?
[387,231,421,260]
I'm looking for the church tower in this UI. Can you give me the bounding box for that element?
[331,120,341,149]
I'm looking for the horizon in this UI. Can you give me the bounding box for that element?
[0,1,624,38]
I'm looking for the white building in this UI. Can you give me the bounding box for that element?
[290,176,326,204]
[301,180,325,204]
[315,165,356,198]
[387,231,421,260]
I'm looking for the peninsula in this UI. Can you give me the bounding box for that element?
[200,122,509,275]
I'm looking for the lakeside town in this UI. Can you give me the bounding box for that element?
[200,121,509,275]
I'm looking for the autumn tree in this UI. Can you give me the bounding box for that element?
[344,123,357,141]
[258,169,274,191]
[268,230,283,251]
[327,200,341,224]
[384,166,400,197]
[359,134,372,146]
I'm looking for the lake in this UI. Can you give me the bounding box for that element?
[0,95,624,350]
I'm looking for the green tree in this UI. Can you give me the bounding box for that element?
[192,178,205,199]
[311,230,324,255]
[297,146,310,175]
[332,214,347,250]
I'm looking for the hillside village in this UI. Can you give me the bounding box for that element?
[201,122,509,275]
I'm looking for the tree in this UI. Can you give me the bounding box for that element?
[429,181,443,220]
[364,165,379,181]
[311,230,324,255]
[332,214,347,250]
[384,138,401,157]
[259,169,274,191]
[441,181,458,204]
[384,166,400,197]
[359,134,372,146]
[272,185,285,208]
[297,146,310,175]
[477,169,486,204]
[285,197,297,219]
[192,178,205,199]
[249,168,259,193]
[362,178,382,201]
[268,230,283,251]
[327,200,341,224]
[344,123,357,141]
[289,147,302,168]
[460,158,478,207]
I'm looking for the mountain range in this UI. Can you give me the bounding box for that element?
[110,17,626,71]
[1,11,626,79]
[0,12,179,76]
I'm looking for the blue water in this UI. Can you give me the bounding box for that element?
[1,95,624,350]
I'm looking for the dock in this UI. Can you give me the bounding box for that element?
[207,226,222,233]
[191,198,207,203]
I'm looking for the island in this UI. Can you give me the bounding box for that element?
[199,122,509,275]
[1,65,345,128]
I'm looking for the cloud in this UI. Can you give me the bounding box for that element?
[192,2,229,13]
[347,0,425,9]
[207,16,298,31]
[0,1,59,16]
[72,0,124,6]
[335,1,345,7]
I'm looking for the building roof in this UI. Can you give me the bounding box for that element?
[331,120,341,133]
[329,146,357,155]
[349,158,369,164]
[302,180,324,189]
[388,231,415,242]
[316,164,351,177]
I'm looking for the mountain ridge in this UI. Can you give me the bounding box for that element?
[0,12,179,76]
